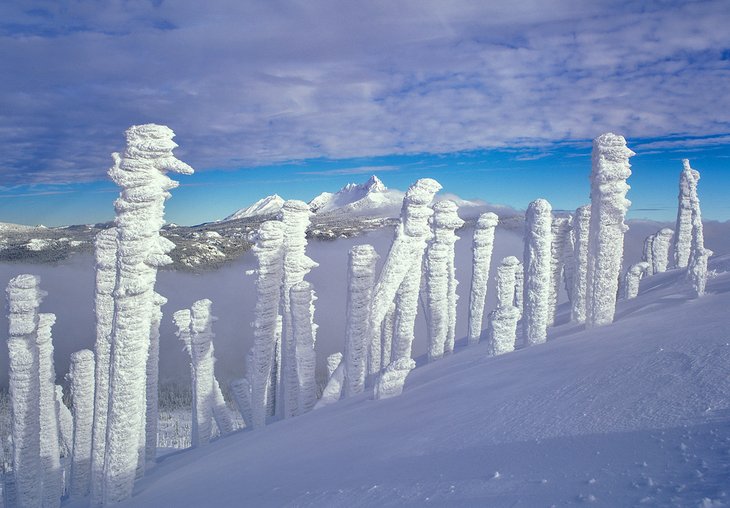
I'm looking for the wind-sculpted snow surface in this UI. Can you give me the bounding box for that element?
[624,262,650,300]
[6,274,44,508]
[250,221,285,429]
[374,357,416,400]
[652,228,674,274]
[570,205,591,323]
[487,256,521,356]
[69,349,95,499]
[36,313,61,507]
[425,201,464,361]
[522,199,552,346]
[467,212,498,345]
[686,160,712,297]
[343,245,378,396]
[548,217,571,326]
[145,293,166,467]
[290,282,318,414]
[279,201,318,419]
[90,228,116,507]
[585,133,634,328]
[673,160,698,268]
[370,179,441,370]
[103,124,192,504]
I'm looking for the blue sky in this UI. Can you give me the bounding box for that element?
[1,1,729,226]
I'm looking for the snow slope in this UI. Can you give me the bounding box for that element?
[308,176,404,217]
[224,195,285,220]
[119,255,730,507]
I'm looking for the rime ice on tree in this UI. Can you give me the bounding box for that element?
[467,212,498,345]
[290,282,318,414]
[547,217,571,326]
[425,201,464,361]
[326,352,343,381]
[673,159,698,268]
[6,274,45,508]
[56,385,73,461]
[343,245,378,396]
[230,378,253,429]
[685,160,712,296]
[585,133,634,328]
[37,313,62,507]
[374,358,415,400]
[642,234,656,275]
[624,262,651,300]
[486,256,521,356]
[249,221,285,429]
[651,228,674,274]
[145,293,166,467]
[562,215,576,303]
[69,350,95,499]
[522,199,553,346]
[102,124,192,504]
[370,179,442,365]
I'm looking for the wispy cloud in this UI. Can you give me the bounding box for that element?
[298,165,400,176]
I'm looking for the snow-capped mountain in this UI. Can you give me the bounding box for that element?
[224,194,285,221]
[308,175,405,217]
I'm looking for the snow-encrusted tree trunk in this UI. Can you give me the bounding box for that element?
[487,257,521,356]
[513,262,524,313]
[522,199,553,346]
[315,362,344,409]
[55,386,73,460]
[249,220,285,429]
[380,303,395,369]
[569,205,591,324]
[642,234,656,276]
[673,159,697,268]
[562,215,576,303]
[425,201,464,362]
[343,245,378,396]
[585,133,634,328]
[278,201,318,419]
[326,352,343,381]
[374,358,415,400]
[90,227,116,507]
[229,378,253,429]
[624,262,651,300]
[651,228,674,274]
[144,293,166,468]
[189,300,216,447]
[370,179,442,368]
[103,124,193,504]
[467,212,498,345]
[69,350,95,499]
[547,217,571,326]
[211,379,235,436]
[37,313,62,507]
[289,282,318,414]
[686,160,712,296]
[6,274,44,508]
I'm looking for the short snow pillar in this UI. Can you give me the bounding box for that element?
[486,256,521,356]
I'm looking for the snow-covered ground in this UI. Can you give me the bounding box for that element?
[106,255,730,507]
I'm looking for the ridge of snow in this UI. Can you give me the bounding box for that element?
[224,195,285,221]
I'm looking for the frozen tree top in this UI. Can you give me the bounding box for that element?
[122,124,194,175]
[591,133,635,182]
[7,274,46,318]
[405,178,442,206]
[529,198,552,215]
[431,200,464,230]
[476,212,499,229]
[401,178,442,237]
[501,255,520,267]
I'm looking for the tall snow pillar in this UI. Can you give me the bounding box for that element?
[562,215,576,303]
[642,234,656,275]
[250,221,285,429]
[190,300,216,447]
[290,281,318,414]
[370,178,442,364]
[570,205,591,323]
[673,159,697,268]
[144,293,166,468]
[102,125,193,504]
[279,200,318,419]
[486,256,521,356]
[425,201,464,361]
[6,274,45,508]
[651,228,674,274]
[686,160,712,296]
[522,199,553,346]
[467,212,499,345]
[69,350,95,499]
[624,261,651,300]
[37,313,62,507]
[343,245,378,396]
[585,132,634,328]
[90,227,116,507]
[547,217,571,326]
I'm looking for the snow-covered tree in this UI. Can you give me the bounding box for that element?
[673,159,698,268]
[547,217,571,326]
[6,274,44,508]
[90,227,116,507]
[55,386,73,460]
[380,303,395,370]
[642,234,656,276]
[103,124,193,504]
[370,179,442,368]
[651,228,674,274]
[326,352,343,381]
[189,300,216,446]
[69,350,95,499]
[290,282,318,414]
[374,358,415,400]
[624,262,651,300]
[343,245,378,396]
[513,261,524,314]
[249,220,285,429]
[585,133,634,328]
[315,362,344,409]
[562,215,576,303]
[144,293,166,469]
[686,160,713,296]
[522,199,553,346]
[425,201,464,361]
[467,212,499,345]
[229,378,253,429]
[279,200,318,419]
[36,313,62,507]
[486,256,521,356]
